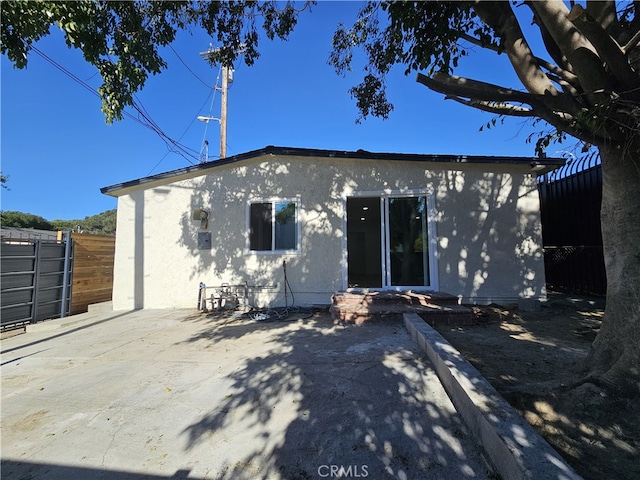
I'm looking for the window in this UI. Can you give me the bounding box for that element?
[249,200,299,252]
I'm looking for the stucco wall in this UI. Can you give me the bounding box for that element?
[111,155,545,309]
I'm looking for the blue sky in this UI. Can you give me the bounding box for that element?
[1,1,549,220]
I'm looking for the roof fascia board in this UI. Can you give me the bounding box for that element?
[101,145,564,197]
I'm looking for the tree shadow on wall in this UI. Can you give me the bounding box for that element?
[433,169,544,301]
[178,164,320,305]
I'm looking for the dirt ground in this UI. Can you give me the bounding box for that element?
[434,292,639,480]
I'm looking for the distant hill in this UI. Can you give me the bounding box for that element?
[1,209,116,236]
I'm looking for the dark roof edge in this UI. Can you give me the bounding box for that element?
[101,145,564,196]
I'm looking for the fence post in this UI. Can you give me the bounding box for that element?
[60,231,73,318]
[31,240,41,324]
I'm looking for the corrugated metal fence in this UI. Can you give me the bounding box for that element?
[1,233,73,329]
[537,151,606,295]
[1,232,116,330]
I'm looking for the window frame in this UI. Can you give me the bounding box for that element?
[246,197,301,254]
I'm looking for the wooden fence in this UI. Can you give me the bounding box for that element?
[70,233,115,314]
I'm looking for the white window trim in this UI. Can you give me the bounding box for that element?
[246,197,301,255]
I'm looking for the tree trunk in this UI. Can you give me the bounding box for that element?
[586,144,640,396]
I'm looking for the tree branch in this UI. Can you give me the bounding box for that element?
[416,71,611,147]
[536,56,579,86]
[534,104,612,147]
[460,29,580,90]
[530,1,614,105]
[458,32,500,51]
[524,0,571,71]
[472,1,563,97]
[569,4,640,98]
[622,28,640,53]
[416,71,580,115]
[445,96,535,117]
[585,0,619,33]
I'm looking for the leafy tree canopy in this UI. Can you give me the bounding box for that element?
[1,210,53,230]
[1,209,116,235]
[51,208,117,235]
[1,0,311,123]
[3,1,639,155]
[330,1,640,155]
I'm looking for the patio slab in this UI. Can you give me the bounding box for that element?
[1,308,493,480]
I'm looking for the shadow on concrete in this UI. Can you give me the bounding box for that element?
[176,312,494,479]
[0,460,197,480]
[0,311,135,355]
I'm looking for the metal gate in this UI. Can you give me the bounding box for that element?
[537,151,605,295]
[1,233,74,330]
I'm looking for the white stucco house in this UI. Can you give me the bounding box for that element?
[101,146,563,311]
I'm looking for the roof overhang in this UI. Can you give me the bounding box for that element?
[101,145,565,197]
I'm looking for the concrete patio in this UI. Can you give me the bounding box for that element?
[2,305,584,480]
[1,308,493,480]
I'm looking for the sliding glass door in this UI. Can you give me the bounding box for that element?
[346,193,435,289]
[387,196,429,287]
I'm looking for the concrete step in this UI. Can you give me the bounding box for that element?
[88,301,113,313]
[27,311,100,333]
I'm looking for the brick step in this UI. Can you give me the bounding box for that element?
[332,291,460,307]
[330,299,473,326]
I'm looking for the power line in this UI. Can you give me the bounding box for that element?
[169,44,212,89]
[146,90,214,175]
[130,94,199,163]
[30,46,200,165]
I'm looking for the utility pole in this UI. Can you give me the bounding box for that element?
[199,46,241,160]
[219,64,228,159]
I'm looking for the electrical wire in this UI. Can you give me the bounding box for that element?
[133,105,198,168]
[169,44,212,89]
[199,260,325,323]
[130,93,199,164]
[245,306,321,322]
[31,46,200,165]
[242,260,320,322]
[146,90,214,175]
[202,304,324,323]
[283,260,294,307]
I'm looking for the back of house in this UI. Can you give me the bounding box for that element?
[101,146,562,311]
